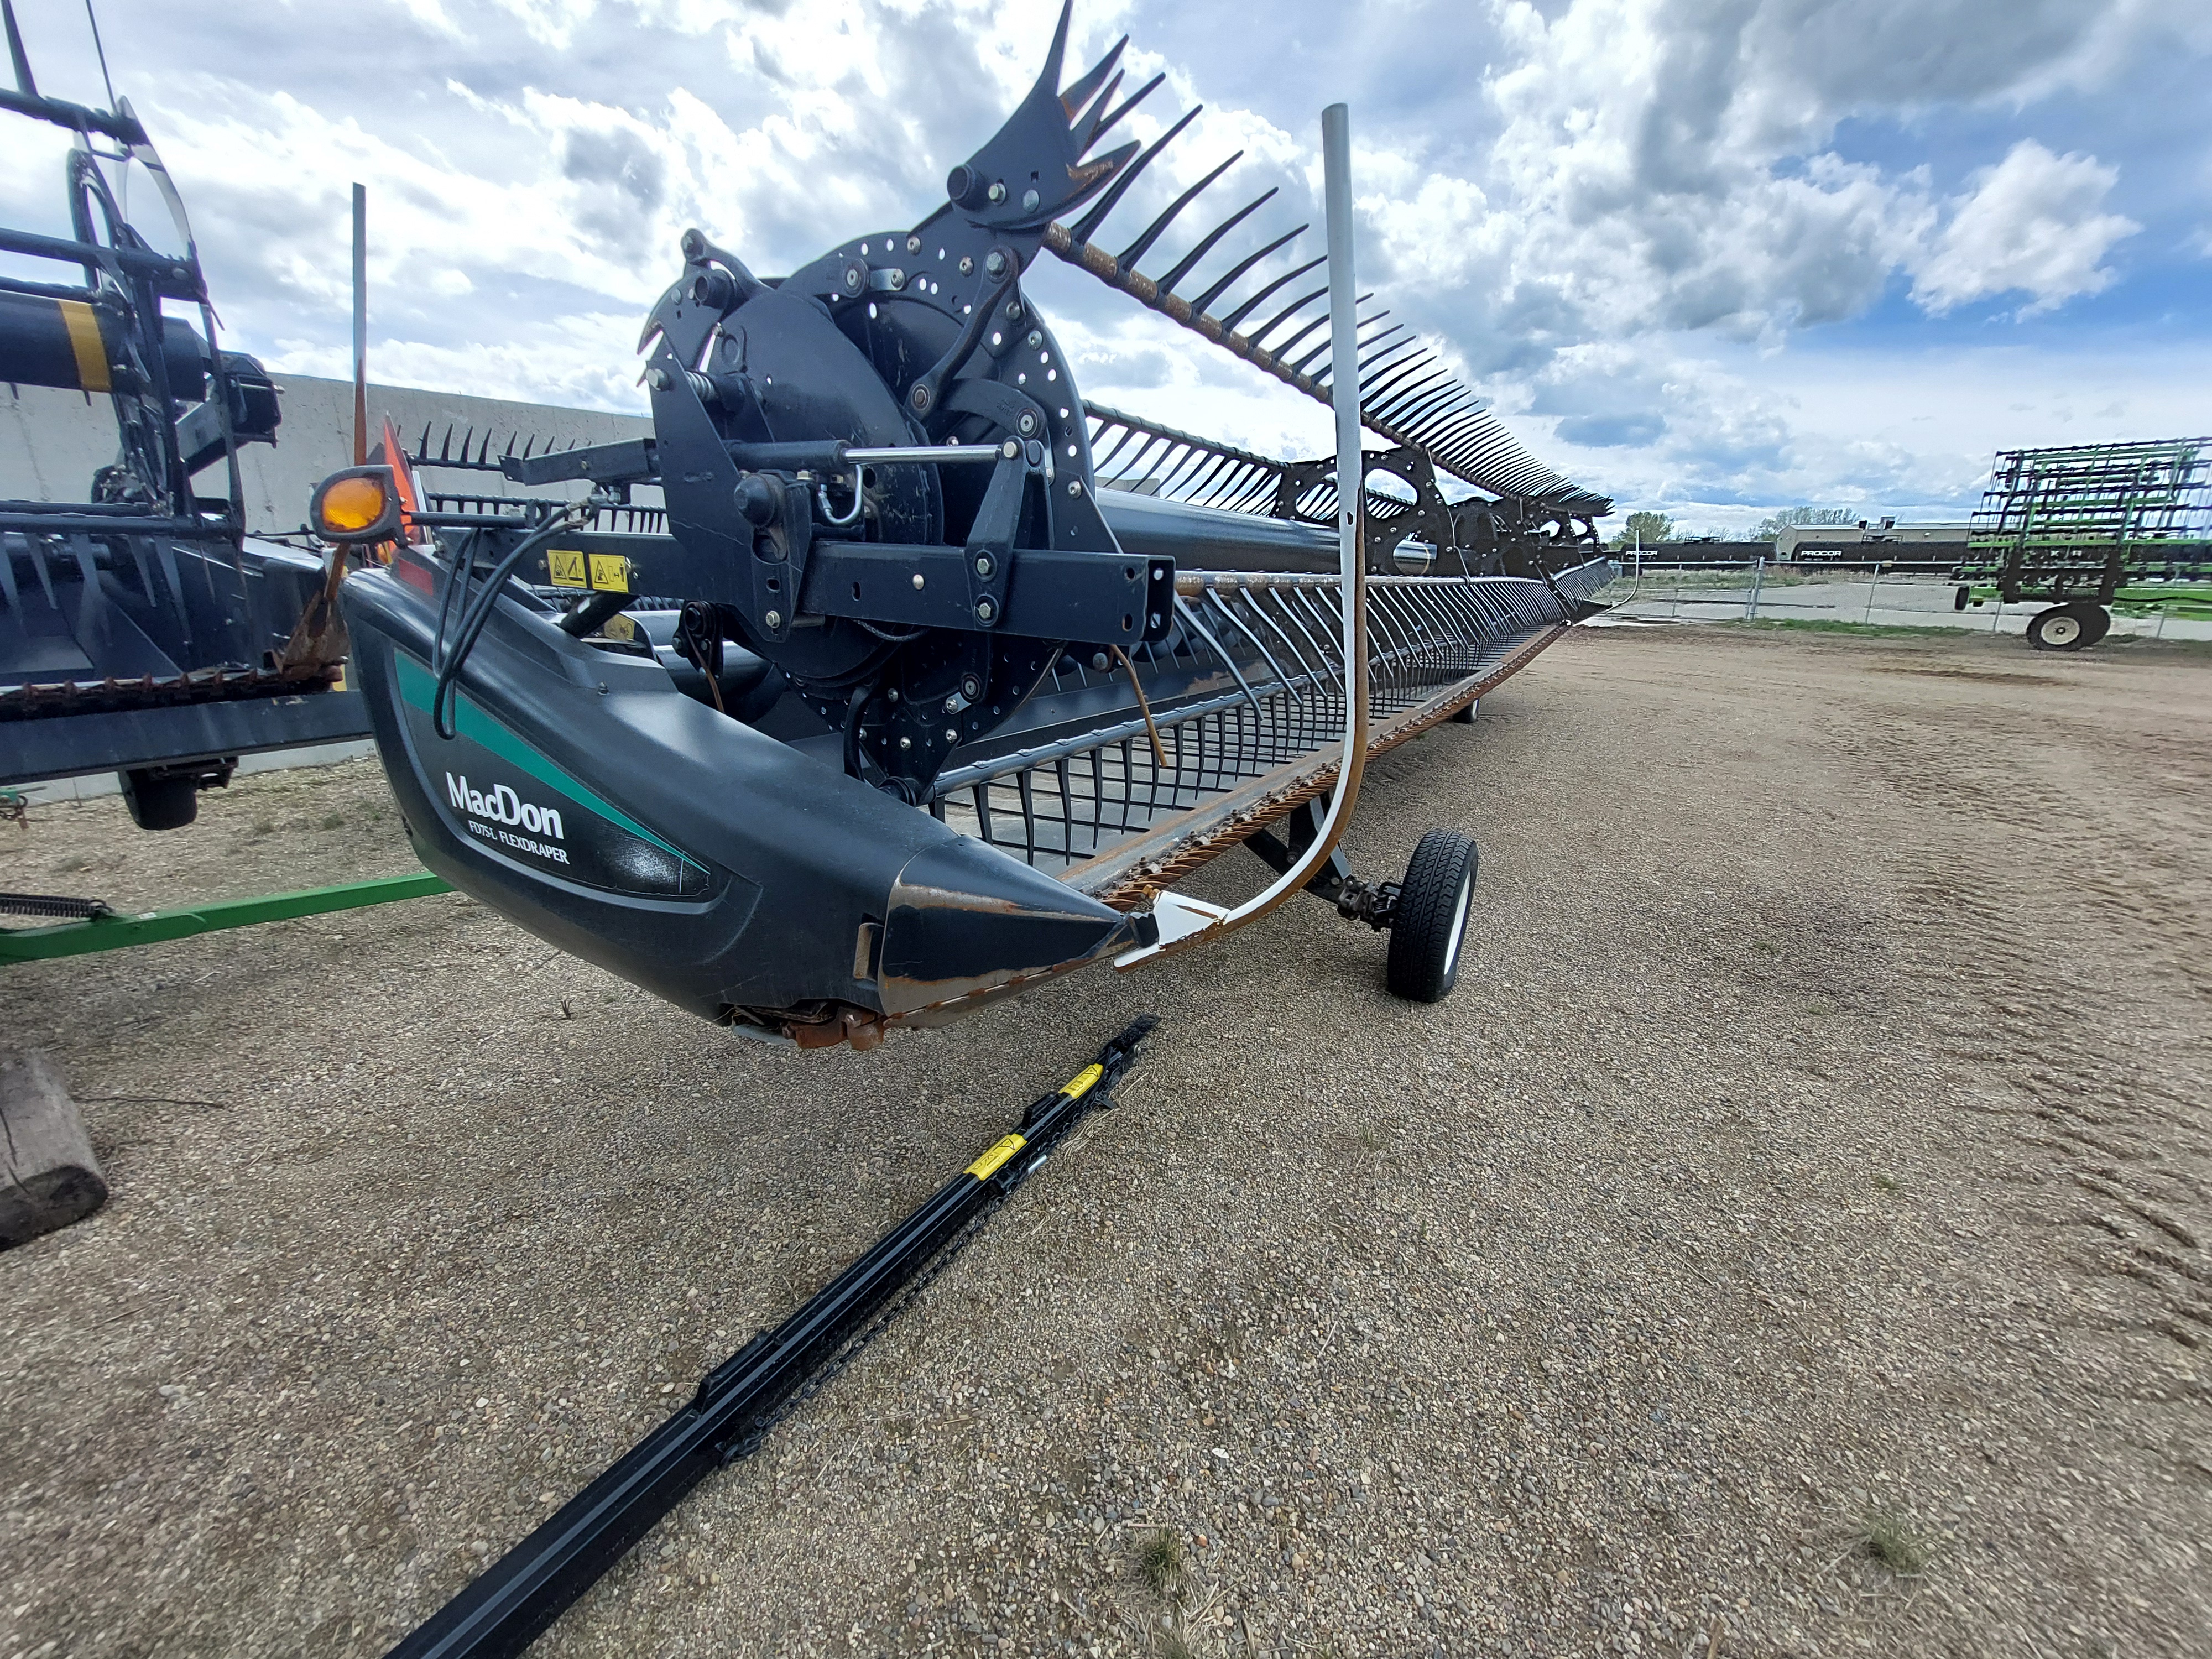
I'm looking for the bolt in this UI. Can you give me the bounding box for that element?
[886,268,906,290]
[945,727,959,743]
[973,553,994,578]
[764,609,783,629]
[962,674,983,700]
[899,735,913,750]
[1068,480,1083,497]
[645,367,671,391]
[1021,187,1039,212]
[1005,300,1023,320]
[886,688,900,703]
[910,383,932,413]
[1000,439,1021,459]
[911,572,926,590]
[987,181,1006,204]
[906,234,921,254]
[1016,411,1038,436]
[975,598,997,623]
[944,693,962,713]
[1026,330,1042,348]
[1092,652,1109,672]
[843,266,862,292]
[958,254,974,275]
[984,250,1008,277]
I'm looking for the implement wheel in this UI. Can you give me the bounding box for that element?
[2027,602,2109,651]
[1385,830,1479,1003]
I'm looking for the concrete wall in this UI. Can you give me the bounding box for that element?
[1,375,655,532]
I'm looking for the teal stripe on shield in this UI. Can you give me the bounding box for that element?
[394,653,705,872]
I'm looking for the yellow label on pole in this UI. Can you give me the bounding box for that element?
[964,1133,1027,1181]
[58,299,111,393]
[588,553,632,593]
[1060,1063,1105,1102]
[547,548,587,588]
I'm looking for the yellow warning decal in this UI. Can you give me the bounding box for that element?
[588,552,632,593]
[965,1132,1027,1181]
[547,548,587,588]
[58,299,111,393]
[599,614,637,641]
[1060,1063,1105,1102]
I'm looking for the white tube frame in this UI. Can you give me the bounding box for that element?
[1115,101,1369,966]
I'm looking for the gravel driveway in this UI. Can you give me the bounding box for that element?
[3,622,2206,1658]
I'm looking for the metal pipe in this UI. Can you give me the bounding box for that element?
[1117,100,1366,962]
[352,184,368,467]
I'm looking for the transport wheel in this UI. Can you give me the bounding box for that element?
[121,769,199,831]
[1385,829,1478,1003]
[1953,585,1970,611]
[1450,699,1478,723]
[2026,602,2107,651]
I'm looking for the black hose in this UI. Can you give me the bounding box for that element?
[430,510,586,739]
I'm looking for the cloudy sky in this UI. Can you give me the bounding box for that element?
[6,0,2207,530]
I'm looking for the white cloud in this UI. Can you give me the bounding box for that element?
[1911,141,2140,316]
[5,0,2203,527]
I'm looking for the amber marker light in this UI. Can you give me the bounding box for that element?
[310,466,401,542]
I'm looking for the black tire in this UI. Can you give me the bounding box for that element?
[2026,602,2108,651]
[1953,585,1970,612]
[1385,829,1479,1003]
[121,770,199,831]
[1450,699,1477,723]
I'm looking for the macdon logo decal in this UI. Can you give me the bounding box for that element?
[446,773,570,865]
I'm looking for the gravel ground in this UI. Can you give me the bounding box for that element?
[2,622,2207,1659]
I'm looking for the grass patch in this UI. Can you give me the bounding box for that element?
[318,810,348,831]
[1156,1634,1195,1659]
[1132,1528,1184,1596]
[1872,1173,1899,1193]
[1855,1507,1931,1575]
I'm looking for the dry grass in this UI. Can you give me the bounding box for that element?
[1855,1507,1932,1576]
[1131,1528,1183,1597]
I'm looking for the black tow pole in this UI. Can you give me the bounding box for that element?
[385,1016,1159,1659]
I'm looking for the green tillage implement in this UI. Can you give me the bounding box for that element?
[1960,580,2212,620]
[0,871,452,963]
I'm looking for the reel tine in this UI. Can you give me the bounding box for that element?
[1249,283,1329,347]
[1060,31,1129,124]
[1072,68,1124,150]
[1378,379,1459,431]
[1274,311,1335,367]
[1115,149,1242,271]
[1369,358,1447,413]
[1070,104,1202,246]
[1092,71,1165,144]
[1156,187,1276,297]
[1034,0,1074,112]
[1277,290,1373,364]
[1218,254,1324,332]
[1188,222,1303,316]
[1355,330,1416,372]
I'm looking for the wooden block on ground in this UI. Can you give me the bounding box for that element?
[1,1050,108,1249]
